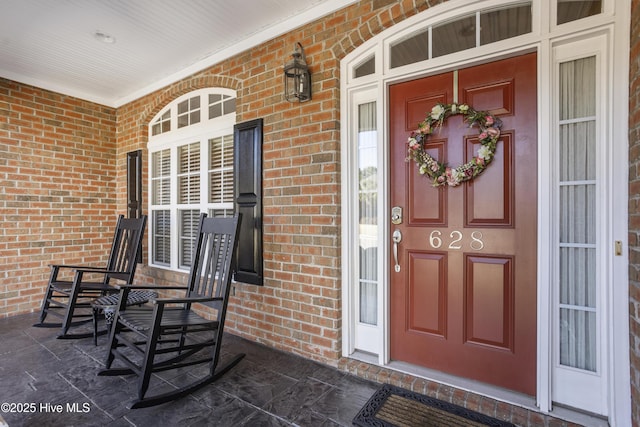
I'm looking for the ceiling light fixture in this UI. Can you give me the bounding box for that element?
[93,31,116,44]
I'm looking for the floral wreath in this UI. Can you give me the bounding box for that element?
[406,102,502,187]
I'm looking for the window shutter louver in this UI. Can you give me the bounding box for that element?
[179,209,199,268]
[152,149,171,205]
[209,135,234,205]
[153,210,171,265]
[233,119,263,285]
[178,142,200,204]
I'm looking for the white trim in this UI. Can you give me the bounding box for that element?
[378,79,390,367]
[609,0,632,423]
[340,78,355,359]
[536,34,553,413]
[340,0,630,424]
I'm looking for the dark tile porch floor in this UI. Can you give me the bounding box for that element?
[0,313,601,427]
[0,313,379,426]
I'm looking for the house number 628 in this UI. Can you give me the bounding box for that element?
[429,230,484,251]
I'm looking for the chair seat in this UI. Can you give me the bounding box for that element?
[90,290,158,346]
[92,290,158,310]
[49,280,73,290]
[119,307,218,332]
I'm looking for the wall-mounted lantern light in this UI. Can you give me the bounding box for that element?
[284,42,311,103]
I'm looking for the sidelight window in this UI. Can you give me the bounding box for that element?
[557,56,598,372]
[358,101,378,326]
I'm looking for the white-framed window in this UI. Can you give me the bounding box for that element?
[148,88,236,270]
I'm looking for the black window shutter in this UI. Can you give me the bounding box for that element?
[126,150,143,219]
[127,150,143,263]
[233,119,263,285]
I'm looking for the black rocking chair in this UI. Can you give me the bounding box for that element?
[34,215,147,339]
[98,213,243,409]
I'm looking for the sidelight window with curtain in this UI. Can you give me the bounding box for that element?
[148,89,236,270]
[557,56,598,372]
[358,101,378,325]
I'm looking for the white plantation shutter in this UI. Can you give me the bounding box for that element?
[152,149,170,205]
[178,142,200,204]
[152,149,171,265]
[179,209,200,268]
[153,210,171,265]
[209,135,234,206]
[177,143,200,268]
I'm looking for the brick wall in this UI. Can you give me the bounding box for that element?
[630,1,640,425]
[113,0,430,364]
[0,78,117,318]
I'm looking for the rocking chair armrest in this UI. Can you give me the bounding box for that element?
[71,268,131,281]
[49,264,104,271]
[74,268,126,275]
[152,296,223,305]
[115,284,190,291]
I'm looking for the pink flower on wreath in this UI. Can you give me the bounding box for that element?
[486,127,499,137]
[419,123,431,134]
[476,156,485,166]
[485,115,494,126]
[479,131,488,140]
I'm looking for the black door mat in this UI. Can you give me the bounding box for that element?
[353,383,516,427]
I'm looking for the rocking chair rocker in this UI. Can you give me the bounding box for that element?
[98,213,243,409]
[34,215,147,339]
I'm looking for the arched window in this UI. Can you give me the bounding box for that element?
[148,88,236,270]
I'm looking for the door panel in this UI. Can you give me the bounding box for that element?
[465,255,514,350]
[408,252,446,336]
[466,132,513,225]
[390,53,537,395]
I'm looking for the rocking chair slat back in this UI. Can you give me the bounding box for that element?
[106,217,146,283]
[187,215,237,309]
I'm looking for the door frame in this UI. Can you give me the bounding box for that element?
[340,0,630,423]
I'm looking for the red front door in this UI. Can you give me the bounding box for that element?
[389,53,537,395]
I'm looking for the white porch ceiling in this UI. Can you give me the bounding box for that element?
[0,0,355,107]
